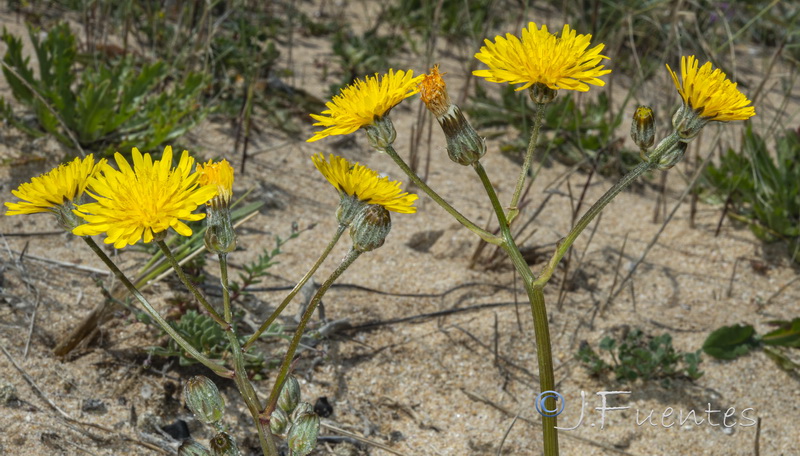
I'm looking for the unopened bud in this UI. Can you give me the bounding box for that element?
[209,432,241,456]
[204,208,237,254]
[631,106,656,152]
[440,106,486,166]
[656,140,688,170]
[270,406,290,436]
[287,404,320,456]
[179,440,211,456]
[278,375,301,415]
[364,116,397,151]
[529,83,557,104]
[184,376,225,425]
[350,205,392,252]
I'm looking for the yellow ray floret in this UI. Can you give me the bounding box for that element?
[198,159,234,205]
[307,69,424,142]
[473,23,611,92]
[312,153,417,213]
[666,56,755,122]
[5,155,106,215]
[73,146,217,248]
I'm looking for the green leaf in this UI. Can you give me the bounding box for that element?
[702,324,758,360]
[761,318,800,348]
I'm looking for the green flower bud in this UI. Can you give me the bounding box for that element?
[440,105,486,166]
[209,432,241,456]
[184,376,225,425]
[204,207,237,254]
[290,401,315,422]
[364,116,397,151]
[270,406,289,437]
[287,404,320,456]
[350,204,392,252]
[631,106,656,152]
[656,140,688,170]
[278,375,301,415]
[529,83,557,104]
[179,440,211,456]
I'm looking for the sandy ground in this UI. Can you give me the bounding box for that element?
[1,3,799,456]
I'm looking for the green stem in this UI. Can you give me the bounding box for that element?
[261,249,362,418]
[156,240,228,329]
[81,237,233,378]
[534,133,679,288]
[472,161,558,456]
[527,285,559,455]
[243,225,347,351]
[382,144,503,246]
[219,254,279,456]
[507,102,546,224]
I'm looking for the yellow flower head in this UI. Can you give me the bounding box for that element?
[312,153,417,214]
[73,146,217,248]
[307,69,424,142]
[666,56,755,122]
[473,23,611,92]
[198,159,234,206]
[5,154,105,215]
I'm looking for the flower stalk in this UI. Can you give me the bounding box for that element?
[262,248,362,418]
[80,236,233,378]
[243,225,347,350]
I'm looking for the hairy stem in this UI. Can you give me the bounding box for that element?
[156,240,228,328]
[507,102,546,224]
[382,144,503,245]
[261,249,362,418]
[219,254,279,456]
[82,237,232,378]
[243,225,347,350]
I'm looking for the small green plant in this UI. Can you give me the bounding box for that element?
[1,23,207,155]
[577,328,704,386]
[700,126,800,262]
[703,319,800,374]
[147,309,267,373]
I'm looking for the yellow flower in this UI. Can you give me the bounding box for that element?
[473,23,611,92]
[73,146,217,248]
[5,155,105,215]
[312,153,417,214]
[666,56,755,122]
[418,64,451,117]
[307,70,424,142]
[198,159,234,206]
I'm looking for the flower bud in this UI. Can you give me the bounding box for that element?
[278,375,301,415]
[287,404,320,456]
[419,65,486,166]
[656,140,688,170]
[184,376,225,425]
[364,116,397,150]
[529,83,557,104]
[204,208,237,254]
[631,106,656,152]
[350,205,392,252]
[270,406,290,437]
[290,401,315,422]
[179,440,211,456]
[209,432,241,456]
